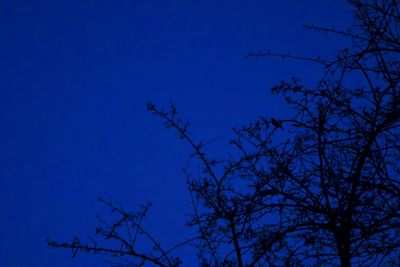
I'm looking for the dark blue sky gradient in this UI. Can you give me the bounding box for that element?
[1,1,352,266]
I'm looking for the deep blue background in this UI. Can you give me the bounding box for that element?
[1,1,351,266]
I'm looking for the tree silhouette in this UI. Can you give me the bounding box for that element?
[48,1,400,266]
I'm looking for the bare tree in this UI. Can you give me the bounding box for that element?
[48,1,400,266]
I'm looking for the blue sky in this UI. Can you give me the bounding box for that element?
[1,1,352,266]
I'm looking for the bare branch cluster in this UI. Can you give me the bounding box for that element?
[48,197,191,267]
[49,1,400,266]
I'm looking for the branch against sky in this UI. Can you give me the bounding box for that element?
[49,1,400,266]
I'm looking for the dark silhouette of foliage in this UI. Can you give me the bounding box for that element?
[48,1,400,266]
